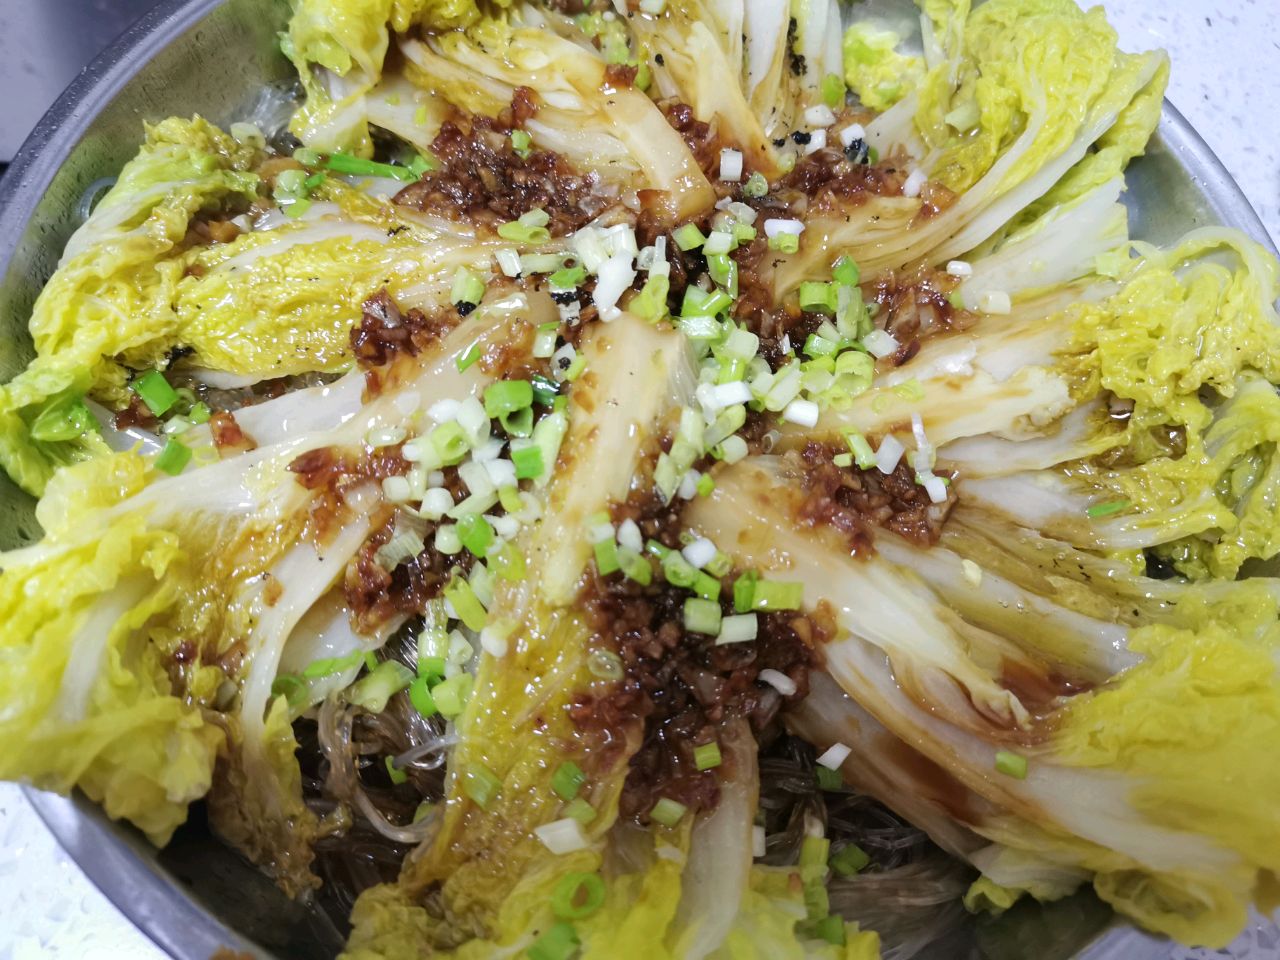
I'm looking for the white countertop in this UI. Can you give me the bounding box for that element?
[0,2,1277,958]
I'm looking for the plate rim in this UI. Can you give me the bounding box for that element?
[4,1,1276,958]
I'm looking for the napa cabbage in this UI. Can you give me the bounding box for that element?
[0,454,222,846]
[343,317,701,953]
[0,309,509,893]
[954,229,1280,577]
[285,0,499,154]
[688,458,1280,948]
[0,117,261,495]
[780,0,1164,288]
[399,22,716,218]
[842,24,923,112]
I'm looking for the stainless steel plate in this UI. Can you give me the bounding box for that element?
[1,1,1275,957]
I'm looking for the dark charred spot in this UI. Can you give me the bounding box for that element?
[164,344,196,369]
[786,18,805,76]
[843,137,870,165]
[790,130,812,146]
[551,290,579,305]
[455,301,478,317]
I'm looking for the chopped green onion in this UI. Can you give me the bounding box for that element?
[496,208,551,243]
[803,333,839,358]
[451,266,486,307]
[188,401,212,425]
[628,273,671,324]
[511,443,546,481]
[484,379,534,419]
[1086,499,1129,519]
[587,648,623,681]
[619,547,653,585]
[530,372,560,406]
[432,673,474,719]
[501,406,534,437]
[691,571,721,601]
[385,756,408,785]
[822,73,845,109]
[716,613,758,644]
[300,651,365,679]
[463,763,501,808]
[733,570,759,613]
[552,761,587,801]
[768,232,799,254]
[829,843,870,877]
[704,550,732,578]
[798,281,838,314]
[844,431,876,469]
[270,674,307,708]
[563,797,597,824]
[456,340,483,372]
[491,541,527,582]
[510,129,532,159]
[548,263,587,290]
[348,660,415,713]
[683,597,723,635]
[593,538,620,576]
[429,421,470,465]
[533,323,559,358]
[154,439,192,476]
[529,410,569,486]
[409,153,434,177]
[831,255,860,287]
[706,253,738,295]
[564,354,587,381]
[408,675,437,717]
[661,550,697,588]
[811,914,846,946]
[650,797,687,827]
[750,580,804,611]
[673,223,707,251]
[528,921,579,960]
[552,870,606,926]
[693,742,722,771]
[800,835,830,875]
[551,872,606,921]
[995,749,1028,779]
[742,171,768,198]
[133,370,179,416]
[804,878,830,922]
[696,474,715,497]
[321,151,421,182]
[816,765,844,792]
[457,513,495,558]
[445,576,488,631]
[832,453,852,467]
[30,394,97,442]
[413,801,435,823]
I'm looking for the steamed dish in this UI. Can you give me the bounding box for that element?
[4,0,1280,957]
